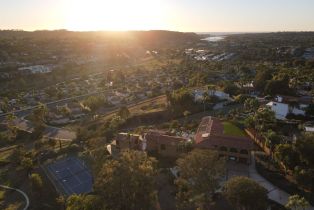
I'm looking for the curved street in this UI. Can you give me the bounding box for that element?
[0,185,30,210]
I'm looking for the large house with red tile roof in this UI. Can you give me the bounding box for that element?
[113,117,252,161]
[143,130,188,157]
[114,131,188,157]
[195,116,252,164]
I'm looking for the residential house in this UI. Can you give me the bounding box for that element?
[305,122,314,132]
[143,130,188,157]
[194,116,252,164]
[115,133,142,150]
[266,95,312,120]
[194,89,232,102]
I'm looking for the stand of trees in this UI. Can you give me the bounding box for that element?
[166,88,196,114]
[224,176,268,210]
[175,149,225,209]
[94,150,157,210]
[274,133,314,191]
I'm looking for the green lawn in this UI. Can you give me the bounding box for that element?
[222,122,246,137]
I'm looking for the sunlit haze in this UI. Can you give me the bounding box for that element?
[1,0,314,32]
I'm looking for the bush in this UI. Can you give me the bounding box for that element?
[67,144,81,154]
[234,94,253,103]
[30,173,43,191]
[286,113,307,120]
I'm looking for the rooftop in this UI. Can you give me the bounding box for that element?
[145,130,187,145]
[195,116,252,150]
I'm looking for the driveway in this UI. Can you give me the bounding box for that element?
[249,152,314,210]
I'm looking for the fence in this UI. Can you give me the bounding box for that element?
[245,128,271,155]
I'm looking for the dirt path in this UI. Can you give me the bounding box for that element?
[0,185,30,210]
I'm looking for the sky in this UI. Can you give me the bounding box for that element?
[1,0,314,32]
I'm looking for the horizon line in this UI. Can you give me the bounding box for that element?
[1,28,314,34]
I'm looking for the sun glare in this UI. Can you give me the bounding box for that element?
[64,0,167,31]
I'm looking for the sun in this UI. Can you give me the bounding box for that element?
[64,0,167,31]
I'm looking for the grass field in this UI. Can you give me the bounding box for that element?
[222,122,246,137]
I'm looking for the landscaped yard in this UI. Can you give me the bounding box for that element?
[223,121,246,137]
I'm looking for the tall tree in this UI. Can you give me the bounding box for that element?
[6,113,17,140]
[30,173,43,200]
[244,98,259,113]
[117,106,130,120]
[263,129,282,150]
[254,108,276,133]
[175,149,225,209]
[66,194,104,210]
[265,74,292,96]
[305,104,314,117]
[253,68,273,92]
[224,176,268,210]
[31,103,48,127]
[95,150,157,210]
[274,144,299,170]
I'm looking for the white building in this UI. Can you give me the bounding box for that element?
[194,89,232,102]
[266,95,311,120]
[305,122,314,132]
[18,65,53,74]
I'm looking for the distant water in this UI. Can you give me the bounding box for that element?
[202,36,225,42]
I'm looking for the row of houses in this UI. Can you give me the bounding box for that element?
[112,116,252,164]
[185,48,235,62]
[18,65,55,74]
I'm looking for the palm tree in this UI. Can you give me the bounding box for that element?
[202,91,209,113]
[117,106,130,120]
[183,110,191,125]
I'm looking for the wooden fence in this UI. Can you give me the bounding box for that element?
[245,128,271,156]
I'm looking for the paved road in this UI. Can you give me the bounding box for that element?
[0,89,117,121]
[249,152,314,210]
[13,119,76,141]
[0,82,203,121]
[0,185,29,210]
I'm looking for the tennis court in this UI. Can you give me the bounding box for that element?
[45,157,93,196]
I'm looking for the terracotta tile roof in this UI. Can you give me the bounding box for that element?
[195,116,223,144]
[195,134,252,150]
[195,116,252,150]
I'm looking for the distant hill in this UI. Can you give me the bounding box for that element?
[0,30,201,48]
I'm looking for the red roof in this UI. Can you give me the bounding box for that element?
[195,116,252,150]
[195,134,252,150]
